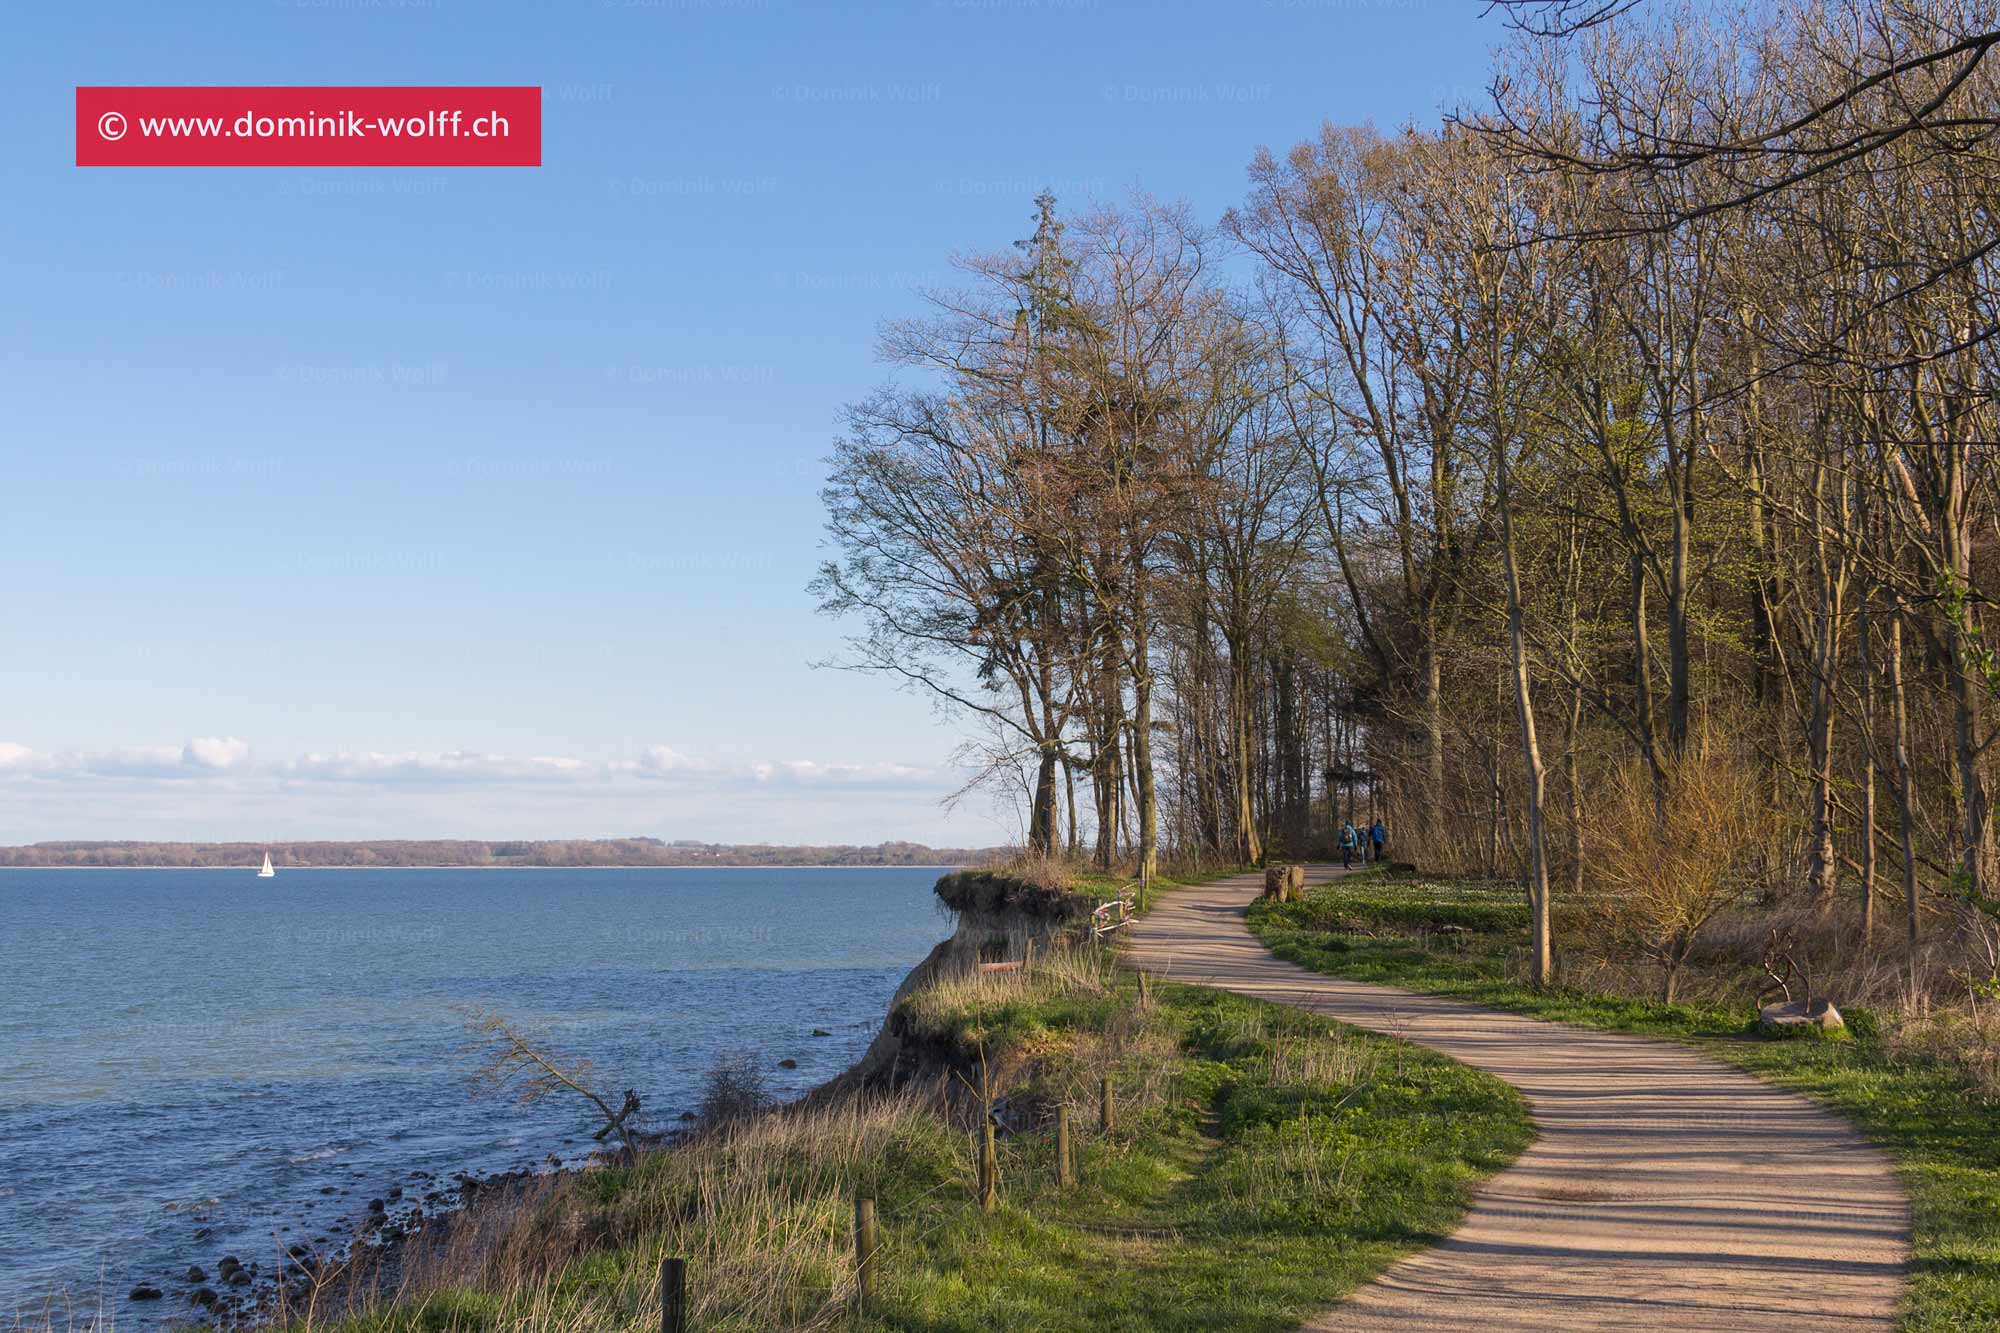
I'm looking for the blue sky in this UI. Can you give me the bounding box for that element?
[0,0,1497,845]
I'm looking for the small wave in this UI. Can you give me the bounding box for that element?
[287,1147,346,1164]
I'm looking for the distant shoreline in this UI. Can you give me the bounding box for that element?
[0,837,1005,871]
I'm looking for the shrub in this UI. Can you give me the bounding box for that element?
[1585,745,1780,1004]
[695,1051,775,1129]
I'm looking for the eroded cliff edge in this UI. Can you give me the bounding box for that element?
[811,869,1101,1099]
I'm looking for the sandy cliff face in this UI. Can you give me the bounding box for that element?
[812,871,1095,1098]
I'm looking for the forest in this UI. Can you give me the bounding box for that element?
[815,0,2000,1005]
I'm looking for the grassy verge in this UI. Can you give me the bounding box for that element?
[306,944,1530,1332]
[1247,869,2000,1331]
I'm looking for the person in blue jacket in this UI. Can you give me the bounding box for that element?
[1370,819,1387,863]
[1339,821,1359,869]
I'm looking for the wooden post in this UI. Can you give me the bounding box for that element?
[1056,1105,1074,1188]
[1137,971,1150,1007]
[660,1257,686,1333]
[854,1195,878,1307]
[1100,1075,1115,1132]
[979,1117,999,1213]
[1025,937,1035,970]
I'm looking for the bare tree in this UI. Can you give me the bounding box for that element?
[462,1007,643,1166]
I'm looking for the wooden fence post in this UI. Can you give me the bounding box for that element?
[854,1195,878,1307]
[1137,971,1149,1007]
[660,1257,686,1333]
[1100,1075,1115,1133]
[979,1117,999,1213]
[1057,1105,1074,1188]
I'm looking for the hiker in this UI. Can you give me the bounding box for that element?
[1370,819,1387,864]
[1340,821,1359,869]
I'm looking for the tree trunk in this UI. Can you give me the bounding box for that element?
[1629,554,1667,820]
[1274,651,1299,855]
[1941,450,1992,903]
[1858,594,1878,940]
[1666,482,1693,755]
[1889,605,1921,997]
[1064,761,1079,858]
[1567,679,1586,897]
[1948,615,1992,904]
[1231,640,1263,866]
[1133,637,1159,880]
[1424,639,1445,844]
[1497,444,1554,988]
[1030,747,1059,855]
[1806,456,1847,909]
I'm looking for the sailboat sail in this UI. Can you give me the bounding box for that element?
[258,853,275,877]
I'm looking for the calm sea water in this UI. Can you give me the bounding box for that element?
[0,867,950,1327]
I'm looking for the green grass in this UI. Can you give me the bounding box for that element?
[853,974,1533,1332]
[311,953,1531,1332]
[1247,869,2000,1331]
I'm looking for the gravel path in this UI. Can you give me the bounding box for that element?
[1123,865,1910,1331]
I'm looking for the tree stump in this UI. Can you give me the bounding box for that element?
[1264,865,1306,901]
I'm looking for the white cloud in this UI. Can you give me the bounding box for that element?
[626,748,936,790]
[284,750,597,785]
[749,759,937,788]
[183,736,252,770]
[0,736,989,845]
[632,744,709,777]
[0,740,251,781]
[0,737,949,829]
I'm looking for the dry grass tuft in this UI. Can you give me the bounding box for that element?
[273,1092,950,1333]
[968,848,1080,893]
[1265,1027,1375,1092]
[898,942,1110,1037]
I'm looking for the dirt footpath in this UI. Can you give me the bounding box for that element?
[1124,866,1909,1331]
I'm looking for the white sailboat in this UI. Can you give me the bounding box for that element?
[257,852,276,878]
